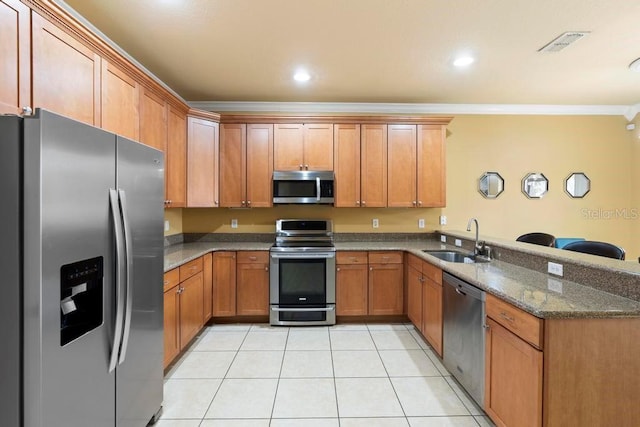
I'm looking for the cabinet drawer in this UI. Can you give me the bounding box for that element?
[407,253,423,271]
[368,251,403,264]
[179,257,203,282]
[421,261,442,286]
[337,251,368,264]
[163,268,180,292]
[486,294,543,349]
[237,251,269,264]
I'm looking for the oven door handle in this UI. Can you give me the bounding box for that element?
[270,252,335,259]
[316,176,321,202]
[271,306,335,312]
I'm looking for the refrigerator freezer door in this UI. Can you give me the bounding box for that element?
[115,136,164,427]
[22,110,117,427]
[0,116,24,427]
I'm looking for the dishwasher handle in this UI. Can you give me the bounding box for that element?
[443,272,486,301]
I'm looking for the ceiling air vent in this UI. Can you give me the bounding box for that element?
[538,31,590,52]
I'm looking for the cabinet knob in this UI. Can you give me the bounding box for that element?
[356,201,360,206]
[247,200,251,206]
[362,201,366,206]
[22,106,33,115]
[265,267,269,271]
[299,164,303,169]
[337,267,341,271]
[370,267,373,271]
[412,200,417,206]
[241,200,245,206]
[215,200,219,205]
[304,164,309,170]
[418,201,422,206]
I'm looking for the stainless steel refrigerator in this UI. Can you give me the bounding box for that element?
[0,110,165,427]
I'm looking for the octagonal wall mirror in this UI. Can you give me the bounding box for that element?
[565,172,590,198]
[522,172,549,199]
[478,172,505,199]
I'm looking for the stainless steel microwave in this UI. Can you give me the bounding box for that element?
[273,171,334,204]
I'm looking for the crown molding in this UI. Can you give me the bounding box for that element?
[188,101,634,117]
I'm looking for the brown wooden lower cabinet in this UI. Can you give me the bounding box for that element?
[336,252,369,316]
[406,254,443,356]
[163,281,180,369]
[179,272,204,348]
[236,251,270,316]
[212,251,237,317]
[368,252,403,315]
[202,252,213,321]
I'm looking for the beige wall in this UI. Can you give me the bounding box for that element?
[168,114,639,260]
[443,114,637,260]
[164,208,183,235]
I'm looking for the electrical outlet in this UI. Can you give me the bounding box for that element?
[164,220,170,232]
[418,218,425,229]
[440,235,447,243]
[372,218,379,228]
[548,262,563,277]
[455,239,462,247]
[439,215,447,225]
[231,219,238,229]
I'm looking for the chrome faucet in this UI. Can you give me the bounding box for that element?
[466,218,484,255]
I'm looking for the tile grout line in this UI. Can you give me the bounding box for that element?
[269,326,290,425]
[327,326,342,427]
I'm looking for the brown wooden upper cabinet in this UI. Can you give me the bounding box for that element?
[0,0,30,115]
[334,124,388,207]
[388,124,446,208]
[187,116,219,207]
[274,123,333,171]
[220,123,274,208]
[100,61,139,141]
[139,88,167,152]
[166,106,187,207]
[31,12,101,126]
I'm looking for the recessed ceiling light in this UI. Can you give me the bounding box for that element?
[293,70,311,82]
[453,56,475,67]
[630,58,640,72]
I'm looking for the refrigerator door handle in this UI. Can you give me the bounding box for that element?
[118,189,134,365]
[108,189,126,373]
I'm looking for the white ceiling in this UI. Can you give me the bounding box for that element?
[61,0,640,107]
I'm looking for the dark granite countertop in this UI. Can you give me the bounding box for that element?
[164,239,640,320]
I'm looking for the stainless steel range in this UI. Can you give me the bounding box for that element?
[270,219,336,326]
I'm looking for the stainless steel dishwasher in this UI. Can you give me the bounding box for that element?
[442,272,486,407]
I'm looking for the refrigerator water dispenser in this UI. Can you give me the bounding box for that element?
[60,256,104,346]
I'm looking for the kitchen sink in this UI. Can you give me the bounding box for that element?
[422,250,490,263]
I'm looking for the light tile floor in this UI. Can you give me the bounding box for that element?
[159,323,495,427]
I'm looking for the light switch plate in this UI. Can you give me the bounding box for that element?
[439,215,447,225]
[231,219,238,229]
[548,262,563,277]
[164,220,170,232]
[418,219,425,229]
[372,218,379,228]
[440,235,447,243]
[455,239,462,247]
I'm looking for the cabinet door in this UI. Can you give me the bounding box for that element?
[336,264,368,316]
[139,88,167,152]
[212,252,237,317]
[246,124,274,207]
[417,125,446,207]
[219,123,246,207]
[368,263,404,315]
[179,272,204,349]
[406,265,423,327]
[361,124,387,208]
[485,318,543,427]
[32,13,100,125]
[0,0,30,115]
[236,262,269,316]
[203,252,213,322]
[333,124,361,207]
[101,61,139,141]
[163,285,180,368]
[274,123,304,170]
[387,125,417,207]
[423,278,443,356]
[166,106,187,207]
[304,123,334,170]
[187,117,219,207]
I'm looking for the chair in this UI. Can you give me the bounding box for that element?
[563,240,625,260]
[516,232,556,247]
